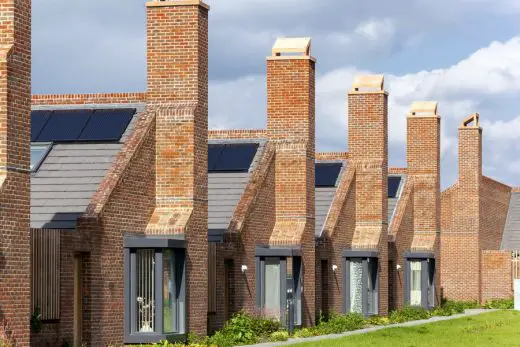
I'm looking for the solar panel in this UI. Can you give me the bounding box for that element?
[208,144,224,171]
[209,143,258,172]
[35,109,91,142]
[388,176,402,198]
[315,163,342,187]
[78,108,135,141]
[31,110,52,141]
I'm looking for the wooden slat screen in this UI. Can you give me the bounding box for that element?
[208,242,217,313]
[31,229,60,320]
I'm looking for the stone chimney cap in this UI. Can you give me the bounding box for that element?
[272,37,311,56]
[409,101,438,117]
[461,113,480,128]
[351,75,385,92]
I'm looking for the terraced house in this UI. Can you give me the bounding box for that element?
[0,1,517,347]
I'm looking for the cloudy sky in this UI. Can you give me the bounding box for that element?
[33,0,520,188]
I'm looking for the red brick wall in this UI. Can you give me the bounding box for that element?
[481,251,512,302]
[146,1,209,336]
[348,85,389,315]
[267,54,316,325]
[0,1,31,345]
[31,93,146,106]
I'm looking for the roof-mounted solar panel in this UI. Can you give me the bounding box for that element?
[35,109,91,142]
[31,110,52,141]
[78,108,135,141]
[315,163,342,187]
[208,143,258,172]
[388,176,402,198]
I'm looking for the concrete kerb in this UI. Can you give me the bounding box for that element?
[240,309,497,347]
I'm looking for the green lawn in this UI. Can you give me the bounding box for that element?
[292,310,520,347]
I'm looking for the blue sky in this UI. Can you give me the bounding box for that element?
[33,0,520,188]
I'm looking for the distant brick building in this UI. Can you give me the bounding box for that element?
[0,1,516,346]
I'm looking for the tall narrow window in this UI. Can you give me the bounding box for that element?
[136,249,155,332]
[349,259,363,313]
[163,250,175,333]
[264,258,281,318]
[367,259,378,315]
[410,261,422,306]
[427,259,435,308]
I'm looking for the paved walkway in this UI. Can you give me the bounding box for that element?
[241,309,496,347]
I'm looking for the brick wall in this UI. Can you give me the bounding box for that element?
[145,0,209,336]
[347,77,389,315]
[31,93,147,106]
[480,177,511,250]
[481,250,513,302]
[266,46,316,325]
[0,0,31,345]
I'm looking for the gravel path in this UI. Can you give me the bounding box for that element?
[240,309,496,347]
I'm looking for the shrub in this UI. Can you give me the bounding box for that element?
[250,315,282,338]
[389,306,430,323]
[365,315,390,326]
[483,298,514,309]
[270,331,289,342]
[315,312,365,335]
[293,327,317,338]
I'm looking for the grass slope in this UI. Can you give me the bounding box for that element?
[293,310,520,347]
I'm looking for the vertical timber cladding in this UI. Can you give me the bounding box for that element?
[31,229,61,320]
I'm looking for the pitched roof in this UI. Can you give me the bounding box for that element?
[501,192,520,250]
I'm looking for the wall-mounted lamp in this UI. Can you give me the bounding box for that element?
[396,264,402,271]
[332,265,338,273]
[241,265,248,273]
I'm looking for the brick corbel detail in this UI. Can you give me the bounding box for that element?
[322,166,355,238]
[228,142,275,233]
[82,108,156,220]
[32,92,147,106]
[209,129,267,140]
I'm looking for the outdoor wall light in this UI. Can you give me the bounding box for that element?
[241,265,248,273]
[332,264,338,273]
[396,264,402,271]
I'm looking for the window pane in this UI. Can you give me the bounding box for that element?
[410,261,422,306]
[136,249,155,332]
[428,260,435,307]
[163,249,175,333]
[367,259,378,315]
[264,259,281,318]
[350,259,363,313]
[30,144,50,171]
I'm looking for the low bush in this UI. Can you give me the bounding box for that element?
[389,306,430,323]
[482,298,514,309]
[365,315,390,326]
[269,331,289,342]
[293,327,317,339]
[315,312,365,335]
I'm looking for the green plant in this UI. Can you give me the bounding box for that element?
[293,327,317,338]
[30,307,43,333]
[61,340,71,347]
[270,331,289,342]
[482,298,514,309]
[389,306,430,323]
[365,315,390,326]
[315,312,365,335]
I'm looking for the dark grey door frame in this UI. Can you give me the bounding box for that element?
[343,250,379,317]
[403,253,435,309]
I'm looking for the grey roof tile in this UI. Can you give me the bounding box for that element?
[501,192,520,250]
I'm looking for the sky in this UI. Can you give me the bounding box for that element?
[33,0,520,188]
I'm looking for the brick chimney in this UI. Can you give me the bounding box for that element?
[146,0,209,336]
[406,102,440,249]
[347,75,389,314]
[266,37,316,325]
[0,0,31,344]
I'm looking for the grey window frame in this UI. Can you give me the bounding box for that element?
[255,247,303,327]
[124,237,186,344]
[343,250,379,317]
[403,252,436,309]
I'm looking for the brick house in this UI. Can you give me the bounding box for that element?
[0,0,516,346]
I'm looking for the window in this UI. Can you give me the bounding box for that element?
[255,252,302,327]
[30,143,52,172]
[404,255,436,309]
[124,242,186,344]
[343,251,379,316]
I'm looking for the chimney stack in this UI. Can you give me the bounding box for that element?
[0,0,31,344]
[146,0,209,336]
[266,37,316,325]
[347,75,389,315]
[407,102,440,243]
